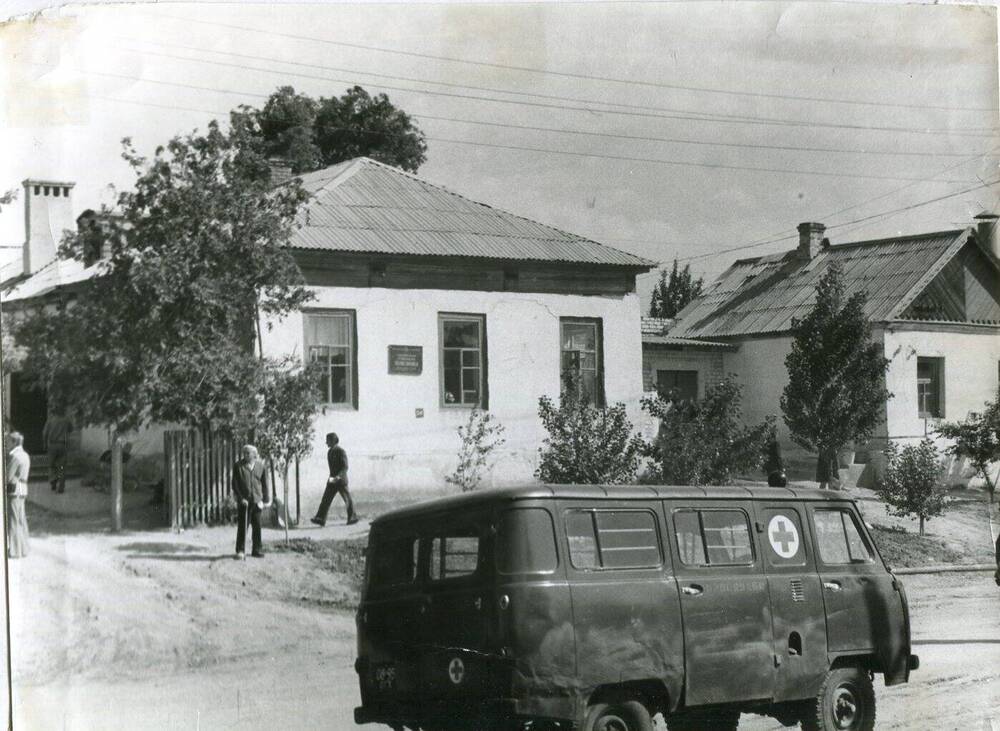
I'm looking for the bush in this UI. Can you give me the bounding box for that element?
[535,390,644,484]
[875,439,947,535]
[643,377,776,486]
[936,396,1000,502]
[445,406,506,492]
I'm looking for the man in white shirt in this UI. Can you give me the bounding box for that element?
[6,431,31,558]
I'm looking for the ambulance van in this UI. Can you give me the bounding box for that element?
[354,485,918,731]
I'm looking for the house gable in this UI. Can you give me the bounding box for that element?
[897,239,1000,324]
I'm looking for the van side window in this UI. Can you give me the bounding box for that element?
[565,510,661,570]
[370,535,419,587]
[497,508,558,574]
[813,509,873,565]
[429,532,481,581]
[673,509,754,566]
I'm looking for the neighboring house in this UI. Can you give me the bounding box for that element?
[664,215,1000,479]
[2,161,655,495]
[641,316,736,402]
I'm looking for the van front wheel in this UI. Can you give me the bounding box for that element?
[801,666,876,731]
[584,701,654,731]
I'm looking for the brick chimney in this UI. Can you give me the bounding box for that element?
[796,221,826,261]
[974,210,999,260]
[22,179,75,275]
[267,158,293,186]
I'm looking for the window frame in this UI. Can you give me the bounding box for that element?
[560,317,605,407]
[563,508,663,572]
[656,369,699,402]
[916,356,945,419]
[426,526,485,585]
[811,508,875,567]
[438,312,489,409]
[303,308,359,409]
[672,508,756,568]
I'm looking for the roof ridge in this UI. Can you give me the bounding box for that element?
[345,158,655,267]
[833,227,966,249]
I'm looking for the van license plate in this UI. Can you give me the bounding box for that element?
[374,663,397,690]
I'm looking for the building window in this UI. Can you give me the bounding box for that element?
[439,313,487,407]
[304,310,357,407]
[657,369,698,402]
[560,318,604,405]
[916,357,944,418]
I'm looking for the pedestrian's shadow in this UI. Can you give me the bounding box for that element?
[117,541,229,562]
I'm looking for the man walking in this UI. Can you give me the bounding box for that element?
[42,407,72,493]
[232,445,270,559]
[311,432,357,527]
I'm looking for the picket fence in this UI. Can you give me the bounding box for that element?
[164,430,239,528]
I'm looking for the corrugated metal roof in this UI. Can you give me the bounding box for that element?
[670,229,973,339]
[642,334,738,350]
[290,158,654,268]
[0,257,100,304]
[641,317,674,335]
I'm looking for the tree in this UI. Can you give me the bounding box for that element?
[642,377,776,486]
[445,406,507,492]
[649,259,704,318]
[875,439,947,535]
[242,85,427,174]
[781,263,891,487]
[535,388,644,485]
[13,119,313,436]
[937,395,1000,502]
[254,361,320,542]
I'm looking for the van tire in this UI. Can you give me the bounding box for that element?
[665,708,739,731]
[583,700,654,731]
[801,666,876,731]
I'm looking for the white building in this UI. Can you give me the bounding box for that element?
[654,216,1000,484]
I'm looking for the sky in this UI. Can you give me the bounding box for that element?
[1,1,997,305]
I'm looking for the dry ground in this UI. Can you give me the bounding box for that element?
[6,483,999,730]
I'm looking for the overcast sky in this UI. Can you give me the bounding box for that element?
[1,1,997,303]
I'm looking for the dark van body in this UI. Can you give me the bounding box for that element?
[354,485,918,731]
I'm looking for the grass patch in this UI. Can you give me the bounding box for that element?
[868,524,968,568]
[271,537,367,595]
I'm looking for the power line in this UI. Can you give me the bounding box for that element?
[138,11,997,114]
[114,42,998,138]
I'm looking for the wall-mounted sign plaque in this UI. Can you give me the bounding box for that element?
[388,345,423,375]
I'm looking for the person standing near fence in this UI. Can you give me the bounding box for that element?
[231,445,270,559]
[6,432,31,558]
[42,407,72,494]
[311,432,357,527]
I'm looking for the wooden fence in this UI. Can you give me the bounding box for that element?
[164,429,239,529]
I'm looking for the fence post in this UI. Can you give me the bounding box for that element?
[110,434,123,532]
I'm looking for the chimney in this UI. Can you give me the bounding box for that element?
[22,179,75,276]
[974,210,999,260]
[796,221,826,260]
[267,158,293,186]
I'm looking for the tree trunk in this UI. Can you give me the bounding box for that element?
[919,515,925,536]
[110,433,123,532]
[282,463,290,546]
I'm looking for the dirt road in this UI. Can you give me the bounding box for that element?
[8,490,1000,730]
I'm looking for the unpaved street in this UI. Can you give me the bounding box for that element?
[8,494,1000,731]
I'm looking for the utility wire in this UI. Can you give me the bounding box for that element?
[113,42,998,138]
[138,11,997,114]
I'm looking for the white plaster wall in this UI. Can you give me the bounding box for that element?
[724,336,793,441]
[261,286,645,497]
[882,327,1000,449]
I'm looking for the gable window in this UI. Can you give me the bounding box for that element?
[560,318,604,405]
[916,357,944,418]
[657,370,698,402]
[439,313,487,407]
[304,310,357,407]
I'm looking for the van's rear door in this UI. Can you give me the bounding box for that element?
[420,511,501,703]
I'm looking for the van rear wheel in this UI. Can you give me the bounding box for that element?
[801,666,876,731]
[665,708,739,731]
[584,701,654,731]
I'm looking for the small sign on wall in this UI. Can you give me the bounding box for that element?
[388,345,423,375]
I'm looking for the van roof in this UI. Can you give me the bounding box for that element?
[372,484,855,526]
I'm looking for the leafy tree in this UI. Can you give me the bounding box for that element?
[649,259,704,318]
[241,85,427,173]
[875,439,947,535]
[445,406,507,492]
[12,119,313,436]
[781,263,891,487]
[642,377,776,486]
[535,387,644,485]
[254,361,320,541]
[937,395,1000,502]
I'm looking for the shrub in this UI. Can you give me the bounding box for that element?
[535,389,644,484]
[445,406,506,492]
[936,396,1000,502]
[875,439,947,535]
[643,377,776,486]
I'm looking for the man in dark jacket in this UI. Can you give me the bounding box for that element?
[232,445,270,559]
[42,408,72,493]
[311,432,358,527]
